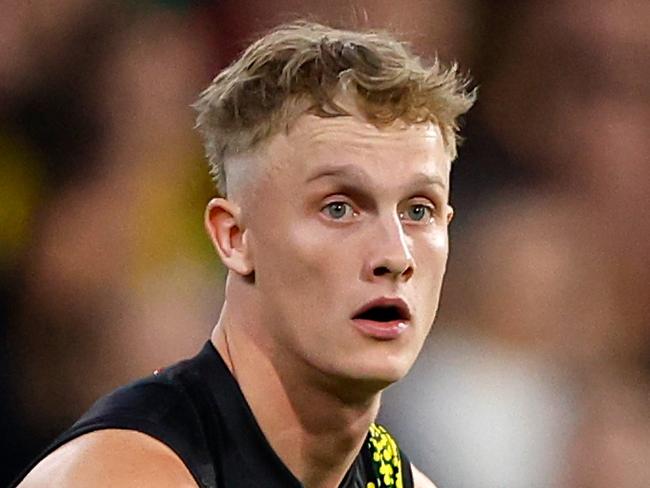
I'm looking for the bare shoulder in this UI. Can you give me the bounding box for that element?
[17,429,197,488]
[411,463,438,488]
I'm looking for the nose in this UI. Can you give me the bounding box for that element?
[363,215,415,283]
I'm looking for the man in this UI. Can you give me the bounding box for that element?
[16,21,474,487]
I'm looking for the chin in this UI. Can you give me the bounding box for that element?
[359,361,411,386]
[327,353,414,394]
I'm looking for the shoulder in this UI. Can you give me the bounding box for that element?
[15,357,217,487]
[411,463,438,488]
[17,429,198,488]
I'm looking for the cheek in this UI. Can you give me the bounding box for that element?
[418,229,449,271]
[413,229,449,306]
[283,223,354,285]
[432,222,450,248]
[255,218,344,296]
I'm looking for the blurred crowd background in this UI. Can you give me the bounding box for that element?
[1,0,648,486]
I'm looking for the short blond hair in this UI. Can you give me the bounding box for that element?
[194,21,475,196]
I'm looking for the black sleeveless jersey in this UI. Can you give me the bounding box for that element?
[14,342,414,488]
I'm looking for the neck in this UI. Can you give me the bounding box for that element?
[211,300,381,488]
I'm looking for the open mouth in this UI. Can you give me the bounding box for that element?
[351,299,410,339]
[352,297,411,324]
[353,305,409,323]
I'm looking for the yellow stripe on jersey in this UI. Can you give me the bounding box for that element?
[366,423,404,488]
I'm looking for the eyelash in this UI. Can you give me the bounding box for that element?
[399,203,435,224]
[321,201,357,220]
[320,199,437,224]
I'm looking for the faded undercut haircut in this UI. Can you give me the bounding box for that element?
[194,21,476,197]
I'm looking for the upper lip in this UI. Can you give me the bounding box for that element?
[351,297,412,321]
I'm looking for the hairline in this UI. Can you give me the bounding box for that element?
[223,107,449,204]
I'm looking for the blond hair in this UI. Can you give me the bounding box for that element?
[194,21,475,196]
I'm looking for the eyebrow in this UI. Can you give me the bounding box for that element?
[305,164,447,191]
[409,172,447,191]
[305,164,370,185]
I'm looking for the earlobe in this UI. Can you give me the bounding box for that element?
[205,198,254,276]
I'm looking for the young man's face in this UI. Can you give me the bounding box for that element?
[240,112,453,389]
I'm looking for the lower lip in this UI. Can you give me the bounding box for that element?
[351,319,409,340]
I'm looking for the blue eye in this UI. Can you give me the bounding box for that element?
[401,204,433,223]
[323,201,353,220]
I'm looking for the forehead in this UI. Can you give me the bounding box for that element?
[261,113,450,187]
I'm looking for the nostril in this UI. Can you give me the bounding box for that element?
[402,267,413,280]
[372,265,413,280]
[373,266,391,277]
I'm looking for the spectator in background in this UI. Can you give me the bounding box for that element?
[3,0,648,486]
[469,0,650,382]
[210,0,478,65]
[479,0,650,318]
[565,369,650,488]
[1,1,115,483]
[2,3,217,483]
[11,5,217,430]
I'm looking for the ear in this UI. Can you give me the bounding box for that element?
[205,198,254,276]
[446,204,455,225]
